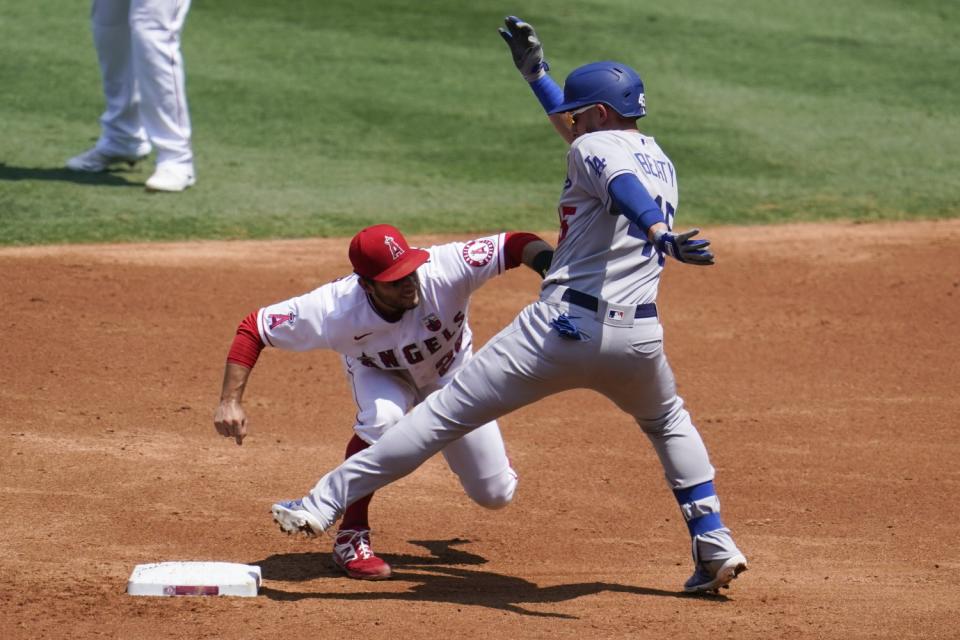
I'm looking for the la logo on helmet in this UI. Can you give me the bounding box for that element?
[384,235,405,260]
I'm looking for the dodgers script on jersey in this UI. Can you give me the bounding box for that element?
[547,130,679,305]
[256,234,508,389]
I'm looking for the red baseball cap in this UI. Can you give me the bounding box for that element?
[349,224,430,282]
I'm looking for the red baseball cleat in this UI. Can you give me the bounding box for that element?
[332,529,392,580]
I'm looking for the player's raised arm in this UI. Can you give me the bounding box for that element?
[498,16,575,144]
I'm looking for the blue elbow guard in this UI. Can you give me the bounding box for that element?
[608,174,664,233]
[529,74,564,114]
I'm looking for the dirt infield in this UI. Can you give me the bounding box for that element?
[2,221,958,639]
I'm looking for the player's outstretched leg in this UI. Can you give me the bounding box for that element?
[271,499,330,536]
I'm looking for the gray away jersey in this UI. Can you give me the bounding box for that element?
[544,129,679,305]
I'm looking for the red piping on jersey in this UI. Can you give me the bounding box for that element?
[227,311,265,368]
[503,232,542,269]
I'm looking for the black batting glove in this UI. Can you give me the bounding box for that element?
[498,16,549,82]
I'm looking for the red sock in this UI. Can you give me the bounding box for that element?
[339,434,374,531]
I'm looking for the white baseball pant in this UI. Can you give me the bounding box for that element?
[90,0,193,168]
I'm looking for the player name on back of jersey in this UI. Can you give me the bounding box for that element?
[633,150,675,187]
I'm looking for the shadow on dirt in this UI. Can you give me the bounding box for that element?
[252,538,713,618]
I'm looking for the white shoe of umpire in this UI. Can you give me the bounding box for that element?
[271,499,329,537]
[145,164,196,192]
[66,146,150,172]
[683,553,748,594]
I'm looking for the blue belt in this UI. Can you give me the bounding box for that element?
[561,289,658,319]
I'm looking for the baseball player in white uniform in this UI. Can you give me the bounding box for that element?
[215,223,554,580]
[266,17,749,594]
[66,0,196,192]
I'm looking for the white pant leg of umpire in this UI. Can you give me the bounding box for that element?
[91,0,149,154]
[599,326,715,490]
[129,0,193,168]
[440,420,517,509]
[306,303,566,525]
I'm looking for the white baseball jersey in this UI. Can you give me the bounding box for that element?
[255,234,508,389]
[546,130,678,305]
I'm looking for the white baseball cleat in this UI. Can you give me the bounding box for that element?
[145,164,196,192]
[66,146,150,172]
[683,553,748,594]
[271,499,328,537]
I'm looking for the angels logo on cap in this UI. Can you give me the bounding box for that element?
[349,224,430,282]
[384,235,404,260]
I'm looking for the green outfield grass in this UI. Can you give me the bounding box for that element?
[1,0,958,244]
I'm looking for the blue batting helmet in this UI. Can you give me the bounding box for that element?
[548,61,647,118]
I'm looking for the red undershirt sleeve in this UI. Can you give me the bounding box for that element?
[503,232,544,270]
[226,311,265,368]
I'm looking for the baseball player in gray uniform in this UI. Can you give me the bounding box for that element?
[267,17,748,594]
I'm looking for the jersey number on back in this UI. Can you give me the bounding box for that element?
[633,196,675,266]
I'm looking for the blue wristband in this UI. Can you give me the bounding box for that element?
[529,73,564,114]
